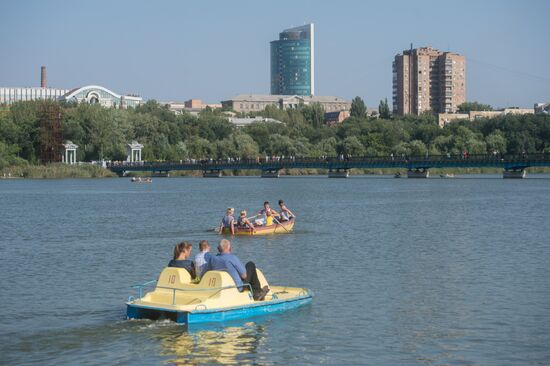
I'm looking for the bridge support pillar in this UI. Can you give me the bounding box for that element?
[503,168,526,179]
[407,168,429,178]
[328,168,349,178]
[152,171,170,178]
[203,170,222,178]
[261,169,280,178]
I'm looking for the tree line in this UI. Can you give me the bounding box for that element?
[0,98,549,168]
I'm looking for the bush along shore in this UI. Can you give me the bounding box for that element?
[1,163,117,179]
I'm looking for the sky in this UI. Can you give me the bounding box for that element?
[1,0,549,108]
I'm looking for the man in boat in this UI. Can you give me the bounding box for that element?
[194,240,211,278]
[218,207,235,235]
[258,201,280,226]
[205,239,269,301]
[278,200,295,222]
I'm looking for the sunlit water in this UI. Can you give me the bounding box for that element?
[1,175,549,365]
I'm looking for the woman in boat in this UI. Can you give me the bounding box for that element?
[236,210,255,232]
[168,241,196,279]
[278,200,295,221]
[219,207,235,235]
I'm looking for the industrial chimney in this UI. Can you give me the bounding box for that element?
[40,66,46,88]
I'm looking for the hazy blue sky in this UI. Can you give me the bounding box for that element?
[1,0,549,108]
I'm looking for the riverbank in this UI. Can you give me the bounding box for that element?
[1,163,117,179]
[2,164,549,179]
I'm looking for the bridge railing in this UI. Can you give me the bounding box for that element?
[105,153,550,169]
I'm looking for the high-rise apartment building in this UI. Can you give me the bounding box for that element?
[392,46,465,115]
[270,24,314,96]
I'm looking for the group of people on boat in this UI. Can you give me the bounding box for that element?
[130,176,152,183]
[167,239,270,301]
[218,200,295,235]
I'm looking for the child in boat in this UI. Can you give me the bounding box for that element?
[194,240,211,279]
[168,241,196,279]
[219,207,235,235]
[237,210,255,231]
[278,200,295,221]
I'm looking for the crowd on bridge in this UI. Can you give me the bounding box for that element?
[104,151,547,169]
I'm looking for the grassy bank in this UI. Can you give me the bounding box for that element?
[2,164,548,179]
[1,163,117,179]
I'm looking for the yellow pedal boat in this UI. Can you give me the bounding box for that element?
[126,266,312,324]
[223,217,295,236]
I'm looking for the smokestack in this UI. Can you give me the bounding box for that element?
[41,66,46,88]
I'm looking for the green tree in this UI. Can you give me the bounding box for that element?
[485,130,507,153]
[409,140,428,156]
[174,141,189,160]
[313,137,338,157]
[341,136,365,156]
[378,98,391,119]
[187,137,212,159]
[458,101,493,113]
[350,96,367,119]
[0,142,25,169]
[301,103,325,128]
[232,132,260,159]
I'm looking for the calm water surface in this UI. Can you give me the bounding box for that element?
[1,176,549,365]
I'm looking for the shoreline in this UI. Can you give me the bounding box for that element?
[2,164,550,179]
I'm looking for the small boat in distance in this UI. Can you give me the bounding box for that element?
[394,172,402,178]
[126,266,312,324]
[131,177,152,183]
[222,217,295,236]
[440,173,455,178]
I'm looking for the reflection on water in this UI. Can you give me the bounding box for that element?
[156,322,267,365]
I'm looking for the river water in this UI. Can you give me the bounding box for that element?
[1,175,549,365]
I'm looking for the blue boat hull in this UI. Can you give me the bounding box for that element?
[127,294,312,324]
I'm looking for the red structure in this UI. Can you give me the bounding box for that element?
[39,103,62,164]
[41,66,46,88]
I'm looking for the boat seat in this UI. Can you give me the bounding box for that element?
[200,269,270,293]
[156,267,192,289]
[199,271,238,289]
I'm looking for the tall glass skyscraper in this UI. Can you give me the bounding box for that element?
[270,24,315,96]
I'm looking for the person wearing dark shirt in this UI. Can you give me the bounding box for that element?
[205,239,269,301]
[218,207,235,235]
[168,241,196,279]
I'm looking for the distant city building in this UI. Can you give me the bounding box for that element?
[438,108,535,127]
[221,94,350,113]
[164,99,222,115]
[59,85,142,108]
[393,46,466,115]
[271,24,315,96]
[1,67,142,108]
[0,86,70,105]
[227,117,283,128]
[324,110,350,125]
[535,103,550,115]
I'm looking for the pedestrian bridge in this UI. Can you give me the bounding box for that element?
[106,153,550,179]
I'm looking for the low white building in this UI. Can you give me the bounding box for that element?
[227,117,282,127]
[0,87,70,105]
[221,94,351,113]
[60,85,142,109]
